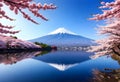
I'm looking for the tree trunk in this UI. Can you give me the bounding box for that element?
[112,48,120,56]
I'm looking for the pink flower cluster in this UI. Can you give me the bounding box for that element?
[0,0,56,34]
[0,34,40,49]
[89,0,120,58]
[90,0,120,20]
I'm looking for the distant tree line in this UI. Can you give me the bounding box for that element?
[34,42,52,50]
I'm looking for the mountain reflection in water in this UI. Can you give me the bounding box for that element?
[33,51,93,71]
[0,51,119,82]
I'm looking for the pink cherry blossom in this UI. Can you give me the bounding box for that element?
[89,0,120,58]
[0,0,56,34]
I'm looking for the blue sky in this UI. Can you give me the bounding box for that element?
[1,0,113,40]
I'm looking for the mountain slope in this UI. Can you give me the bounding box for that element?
[30,28,95,47]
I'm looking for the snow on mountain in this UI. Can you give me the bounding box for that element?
[0,35,40,49]
[30,28,95,47]
[49,27,76,35]
[48,63,78,71]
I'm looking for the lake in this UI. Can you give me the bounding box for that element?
[0,51,119,82]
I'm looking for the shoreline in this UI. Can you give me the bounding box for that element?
[0,47,57,53]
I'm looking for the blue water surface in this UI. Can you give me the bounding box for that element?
[0,51,119,82]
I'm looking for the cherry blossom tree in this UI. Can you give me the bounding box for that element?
[89,0,120,59]
[0,0,56,34]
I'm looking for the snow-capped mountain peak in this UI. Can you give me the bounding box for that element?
[49,27,76,35]
[30,27,95,47]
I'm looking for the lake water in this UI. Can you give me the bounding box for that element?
[0,51,120,82]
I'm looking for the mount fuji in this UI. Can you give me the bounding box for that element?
[30,28,95,47]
